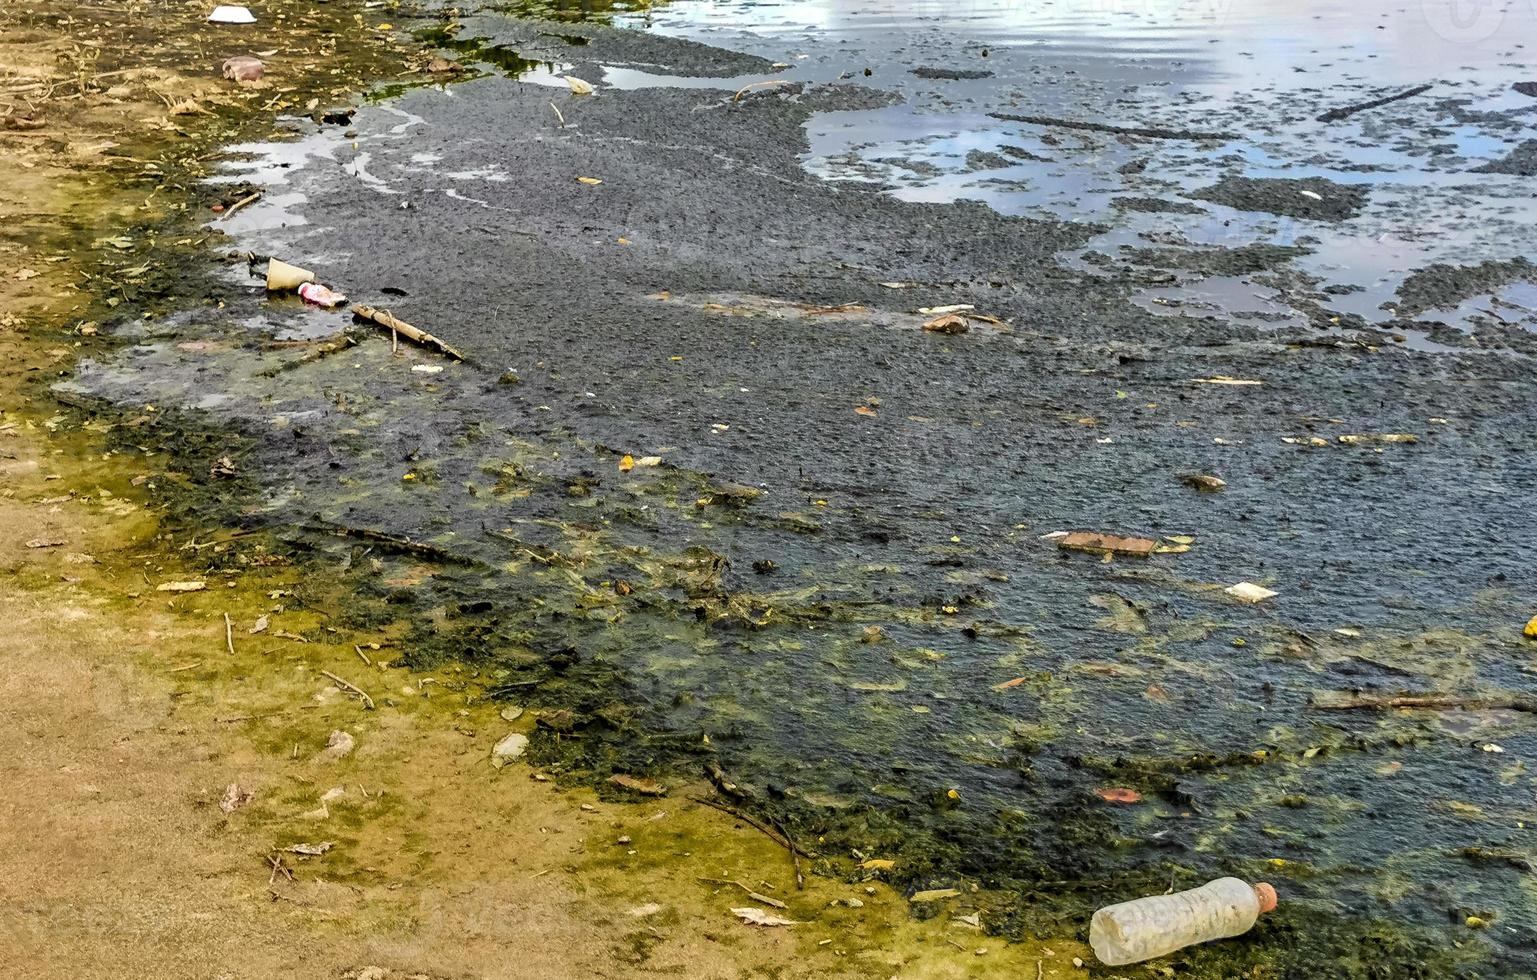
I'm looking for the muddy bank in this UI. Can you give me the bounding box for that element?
[36,1,1537,976]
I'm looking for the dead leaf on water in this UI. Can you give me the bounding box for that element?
[854,405,877,417]
[1094,787,1143,804]
[1058,531,1158,558]
[922,313,969,335]
[564,76,595,95]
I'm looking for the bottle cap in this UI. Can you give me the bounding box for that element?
[1254,882,1278,914]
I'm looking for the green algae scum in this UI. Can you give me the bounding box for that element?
[39,0,1537,975]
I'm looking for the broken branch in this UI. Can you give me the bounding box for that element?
[1316,84,1433,123]
[1311,693,1537,713]
[320,669,376,710]
[351,304,463,361]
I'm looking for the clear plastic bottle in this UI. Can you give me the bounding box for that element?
[1089,877,1278,966]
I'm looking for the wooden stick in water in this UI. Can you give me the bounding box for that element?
[352,304,464,361]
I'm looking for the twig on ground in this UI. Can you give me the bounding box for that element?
[697,877,788,908]
[224,612,235,655]
[321,669,375,710]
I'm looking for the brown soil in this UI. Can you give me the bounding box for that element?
[0,4,1089,979]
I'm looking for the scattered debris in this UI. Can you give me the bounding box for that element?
[316,730,355,762]
[732,80,794,102]
[1312,692,1536,714]
[989,111,1235,141]
[1094,787,1143,804]
[321,670,375,710]
[732,907,797,927]
[860,859,896,871]
[208,5,256,24]
[219,782,253,814]
[627,903,664,917]
[1180,473,1226,492]
[1316,83,1432,123]
[249,615,269,635]
[1090,877,1276,966]
[610,774,668,797]
[1338,433,1417,445]
[221,56,264,83]
[491,732,529,767]
[700,877,787,908]
[219,189,263,220]
[1192,376,1263,386]
[24,538,64,549]
[283,841,334,856]
[352,304,464,361]
[918,304,974,315]
[1057,532,1159,558]
[910,888,962,903]
[1224,582,1278,603]
[564,76,594,96]
[266,258,313,292]
[298,282,347,308]
[922,313,969,335]
[156,580,208,593]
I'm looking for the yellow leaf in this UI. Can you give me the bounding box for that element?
[854,405,877,417]
[619,454,635,472]
[564,76,595,96]
[860,859,895,871]
[576,176,603,185]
